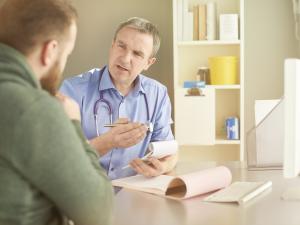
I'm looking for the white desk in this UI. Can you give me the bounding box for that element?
[113,162,300,225]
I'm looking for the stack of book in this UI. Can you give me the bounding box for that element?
[177,0,216,41]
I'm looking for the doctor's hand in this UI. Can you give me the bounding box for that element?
[129,153,178,178]
[89,118,148,156]
[56,92,81,121]
[129,157,168,178]
[107,118,148,149]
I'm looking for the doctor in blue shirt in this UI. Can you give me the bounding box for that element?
[60,17,177,179]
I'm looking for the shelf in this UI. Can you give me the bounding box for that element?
[215,136,240,145]
[209,85,240,89]
[175,85,240,90]
[177,40,240,46]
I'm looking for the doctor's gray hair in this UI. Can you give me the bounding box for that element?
[113,17,160,58]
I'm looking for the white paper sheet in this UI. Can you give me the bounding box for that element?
[148,140,178,158]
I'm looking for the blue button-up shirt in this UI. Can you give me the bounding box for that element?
[60,66,174,179]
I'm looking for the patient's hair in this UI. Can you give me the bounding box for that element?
[113,17,161,58]
[0,0,78,56]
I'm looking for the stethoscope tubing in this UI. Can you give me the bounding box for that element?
[93,66,151,136]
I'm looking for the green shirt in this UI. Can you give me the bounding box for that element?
[0,43,113,225]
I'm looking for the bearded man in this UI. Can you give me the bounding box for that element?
[0,1,113,225]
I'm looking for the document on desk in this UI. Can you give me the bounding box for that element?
[204,181,272,204]
[112,166,232,200]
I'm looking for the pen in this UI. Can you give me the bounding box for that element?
[122,164,131,170]
[104,123,153,131]
[103,123,126,128]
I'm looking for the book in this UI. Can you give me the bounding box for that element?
[112,166,232,200]
[206,2,216,40]
[183,81,205,88]
[122,140,178,169]
[193,5,199,40]
[182,0,191,41]
[204,181,272,204]
[198,3,207,40]
[187,12,194,41]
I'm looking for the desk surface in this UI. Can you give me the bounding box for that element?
[113,162,300,225]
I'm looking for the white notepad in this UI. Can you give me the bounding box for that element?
[204,181,272,204]
[122,140,178,169]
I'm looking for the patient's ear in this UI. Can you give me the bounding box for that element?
[40,40,58,66]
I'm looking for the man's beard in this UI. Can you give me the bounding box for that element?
[40,61,61,96]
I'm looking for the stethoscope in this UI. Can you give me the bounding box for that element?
[93,66,153,137]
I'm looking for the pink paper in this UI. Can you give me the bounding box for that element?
[178,166,232,199]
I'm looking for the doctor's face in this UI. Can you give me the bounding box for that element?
[108,26,156,87]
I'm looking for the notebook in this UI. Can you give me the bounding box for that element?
[204,181,272,204]
[112,166,232,200]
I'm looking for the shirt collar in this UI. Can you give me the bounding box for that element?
[132,75,146,96]
[98,66,115,91]
[98,66,146,96]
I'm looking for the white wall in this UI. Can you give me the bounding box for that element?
[63,0,174,99]
[244,0,298,134]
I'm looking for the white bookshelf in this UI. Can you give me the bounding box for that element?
[210,84,240,89]
[173,0,244,162]
[178,40,241,46]
[215,136,241,145]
